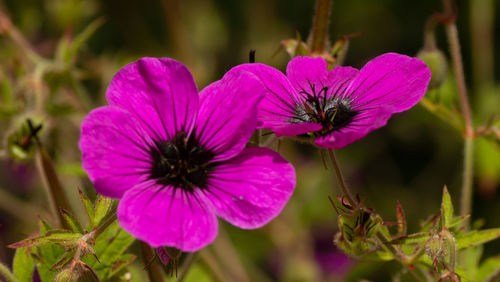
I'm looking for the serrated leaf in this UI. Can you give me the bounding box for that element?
[94,195,113,226]
[475,255,500,281]
[12,248,35,282]
[78,190,95,229]
[441,185,454,228]
[456,228,500,250]
[396,201,407,237]
[391,232,431,245]
[60,209,84,234]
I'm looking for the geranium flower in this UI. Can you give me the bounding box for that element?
[79,58,295,251]
[232,53,431,148]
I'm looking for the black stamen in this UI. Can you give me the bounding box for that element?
[149,131,214,192]
[290,86,359,136]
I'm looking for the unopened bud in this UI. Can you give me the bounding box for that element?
[417,48,448,89]
[425,234,446,262]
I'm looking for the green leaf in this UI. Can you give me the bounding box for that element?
[441,185,453,228]
[456,228,500,250]
[78,189,95,230]
[60,209,84,234]
[94,195,113,226]
[476,255,500,281]
[463,245,483,279]
[7,236,50,249]
[12,248,35,282]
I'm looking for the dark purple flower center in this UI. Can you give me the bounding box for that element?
[149,131,214,192]
[291,86,358,136]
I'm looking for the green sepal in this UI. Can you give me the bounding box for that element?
[441,185,453,229]
[94,194,113,227]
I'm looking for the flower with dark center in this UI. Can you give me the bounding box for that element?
[232,53,431,148]
[79,58,296,251]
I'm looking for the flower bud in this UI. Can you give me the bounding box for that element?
[425,234,446,263]
[6,117,43,162]
[417,48,448,89]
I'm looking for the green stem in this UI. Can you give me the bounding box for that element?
[0,262,18,282]
[327,149,356,206]
[309,0,332,54]
[140,242,165,282]
[442,0,475,231]
[199,249,229,282]
[176,252,197,282]
[460,137,474,230]
[35,144,72,228]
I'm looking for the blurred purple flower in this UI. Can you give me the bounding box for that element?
[233,53,431,148]
[79,58,295,251]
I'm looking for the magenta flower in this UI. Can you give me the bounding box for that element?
[233,53,431,148]
[79,58,295,251]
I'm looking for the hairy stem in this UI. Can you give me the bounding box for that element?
[460,137,474,229]
[35,144,72,228]
[308,0,332,54]
[140,242,165,282]
[0,262,18,282]
[441,0,475,230]
[327,149,355,206]
[176,252,197,282]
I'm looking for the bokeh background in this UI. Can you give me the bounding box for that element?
[1,0,499,280]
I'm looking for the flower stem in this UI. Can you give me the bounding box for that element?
[309,0,332,54]
[176,252,197,282]
[0,262,18,282]
[441,0,475,230]
[460,137,474,230]
[140,242,165,282]
[34,143,72,228]
[327,149,355,206]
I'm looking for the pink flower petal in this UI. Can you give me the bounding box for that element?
[273,122,322,137]
[106,58,199,140]
[346,53,431,113]
[327,66,359,99]
[195,70,265,162]
[230,63,302,130]
[204,147,295,229]
[118,181,218,251]
[286,56,329,93]
[79,106,152,198]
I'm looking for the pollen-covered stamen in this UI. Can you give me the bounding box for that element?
[149,131,214,191]
[291,86,359,136]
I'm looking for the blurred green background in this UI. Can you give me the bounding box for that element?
[1,0,500,280]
